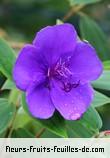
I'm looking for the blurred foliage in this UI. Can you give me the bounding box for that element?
[0,0,110,138]
[0,0,109,41]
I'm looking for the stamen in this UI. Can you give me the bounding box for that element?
[63,82,73,92]
[57,70,68,78]
[64,67,73,75]
[54,57,73,79]
[72,80,80,88]
[62,80,80,92]
[54,57,80,92]
[47,68,50,77]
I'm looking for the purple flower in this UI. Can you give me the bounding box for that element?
[13,24,103,120]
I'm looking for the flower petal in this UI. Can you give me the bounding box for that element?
[26,84,55,119]
[33,23,77,65]
[70,41,103,83]
[13,44,46,91]
[50,80,94,120]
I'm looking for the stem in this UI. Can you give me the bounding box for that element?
[5,89,21,138]
[78,11,87,17]
[4,105,19,138]
[62,5,85,22]
[36,128,46,138]
[7,107,18,138]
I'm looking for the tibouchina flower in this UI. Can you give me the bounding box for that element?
[13,24,103,120]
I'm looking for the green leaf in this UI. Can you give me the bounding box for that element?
[2,79,16,90]
[91,91,110,108]
[0,38,16,80]
[92,71,110,91]
[11,128,35,138]
[103,61,110,70]
[0,98,16,134]
[41,130,61,138]
[66,107,102,137]
[0,131,7,138]
[80,15,110,61]
[37,113,67,138]
[13,107,47,137]
[13,107,32,129]
[69,0,101,6]
[22,94,67,138]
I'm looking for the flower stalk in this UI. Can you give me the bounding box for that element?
[62,5,85,22]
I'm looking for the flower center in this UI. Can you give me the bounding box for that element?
[54,57,72,79]
[53,57,80,92]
